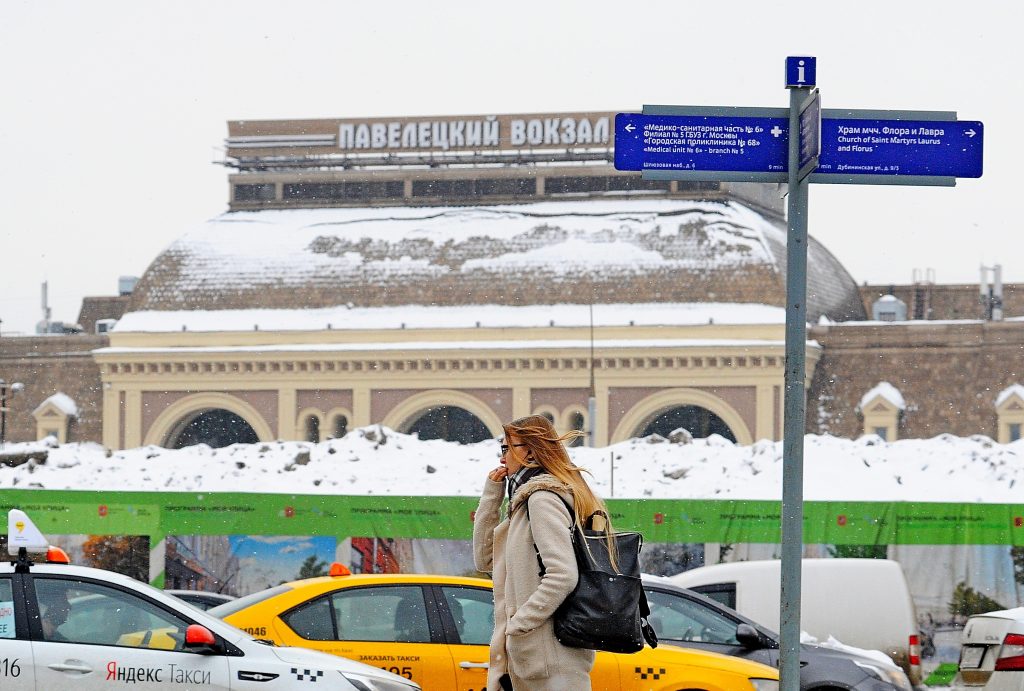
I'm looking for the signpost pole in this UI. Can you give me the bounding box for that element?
[780,57,812,691]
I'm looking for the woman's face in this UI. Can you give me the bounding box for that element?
[501,431,528,473]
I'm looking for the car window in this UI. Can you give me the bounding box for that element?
[0,578,14,639]
[690,583,737,610]
[282,595,335,641]
[330,586,430,643]
[440,586,493,645]
[34,578,191,651]
[646,588,740,645]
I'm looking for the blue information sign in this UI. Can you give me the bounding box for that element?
[615,112,984,179]
[615,112,788,173]
[786,56,816,88]
[817,119,983,178]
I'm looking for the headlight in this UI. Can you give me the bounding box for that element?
[341,670,420,691]
[853,660,913,691]
[749,679,779,691]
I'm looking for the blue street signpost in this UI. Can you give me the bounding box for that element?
[616,58,984,691]
[614,111,984,182]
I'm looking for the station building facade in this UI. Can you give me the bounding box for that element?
[1,111,1021,450]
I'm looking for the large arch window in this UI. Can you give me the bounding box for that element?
[611,388,752,445]
[638,405,737,443]
[168,409,259,449]
[406,406,491,444]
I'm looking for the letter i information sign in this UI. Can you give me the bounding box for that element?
[615,56,983,691]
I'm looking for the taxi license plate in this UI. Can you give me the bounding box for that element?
[960,646,986,669]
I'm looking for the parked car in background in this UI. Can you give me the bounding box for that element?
[210,570,781,691]
[670,558,923,686]
[642,575,912,690]
[956,607,1024,687]
[1,509,420,691]
[166,589,237,611]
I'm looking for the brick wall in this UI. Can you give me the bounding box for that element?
[809,321,1024,439]
[860,283,1022,321]
[0,335,107,444]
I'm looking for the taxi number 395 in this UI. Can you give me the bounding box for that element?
[1,658,22,677]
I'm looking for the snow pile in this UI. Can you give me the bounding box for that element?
[1,428,1021,502]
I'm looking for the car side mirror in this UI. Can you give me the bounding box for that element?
[736,623,764,650]
[184,624,222,655]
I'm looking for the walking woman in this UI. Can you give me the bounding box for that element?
[473,414,611,691]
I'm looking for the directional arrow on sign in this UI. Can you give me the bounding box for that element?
[624,123,636,133]
[966,129,977,137]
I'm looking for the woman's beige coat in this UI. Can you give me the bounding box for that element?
[473,474,594,690]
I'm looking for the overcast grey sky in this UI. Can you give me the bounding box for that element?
[1,0,1019,333]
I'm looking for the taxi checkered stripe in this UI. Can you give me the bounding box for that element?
[291,668,325,682]
[635,666,667,680]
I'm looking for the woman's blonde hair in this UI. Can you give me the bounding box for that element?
[504,414,614,542]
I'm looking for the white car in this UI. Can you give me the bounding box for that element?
[0,510,419,690]
[962,607,1024,691]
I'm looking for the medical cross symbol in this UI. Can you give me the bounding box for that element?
[635,667,666,680]
[291,668,324,682]
[770,125,783,137]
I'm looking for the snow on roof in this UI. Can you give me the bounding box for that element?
[32,392,79,417]
[0,429,1020,503]
[113,301,788,334]
[996,383,1024,407]
[128,199,867,322]
[859,382,906,411]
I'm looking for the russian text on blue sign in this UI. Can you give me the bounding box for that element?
[615,113,983,178]
[818,119,982,178]
[614,113,788,173]
[786,56,816,88]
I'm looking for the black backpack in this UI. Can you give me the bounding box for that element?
[528,492,658,654]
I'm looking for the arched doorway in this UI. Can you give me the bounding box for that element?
[168,409,260,449]
[406,406,491,444]
[638,405,737,442]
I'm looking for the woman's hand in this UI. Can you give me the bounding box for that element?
[488,466,508,482]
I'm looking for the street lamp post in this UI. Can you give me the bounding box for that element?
[0,378,25,448]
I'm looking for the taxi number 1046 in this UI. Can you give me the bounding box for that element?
[1,658,22,677]
[381,666,413,679]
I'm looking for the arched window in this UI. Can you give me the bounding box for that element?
[639,406,737,442]
[169,409,260,449]
[304,415,321,443]
[567,410,586,447]
[406,406,491,444]
[332,414,349,439]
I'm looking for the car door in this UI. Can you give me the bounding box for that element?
[0,574,34,690]
[432,584,626,691]
[28,575,231,690]
[276,583,456,690]
[434,585,494,691]
[645,586,754,657]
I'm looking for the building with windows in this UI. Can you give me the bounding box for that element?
[1,111,1021,449]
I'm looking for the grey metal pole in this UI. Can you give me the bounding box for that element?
[780,86,810,691]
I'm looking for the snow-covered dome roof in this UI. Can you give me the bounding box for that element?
[128,199,866,322]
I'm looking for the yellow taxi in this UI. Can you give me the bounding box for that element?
[210,568,779,691]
